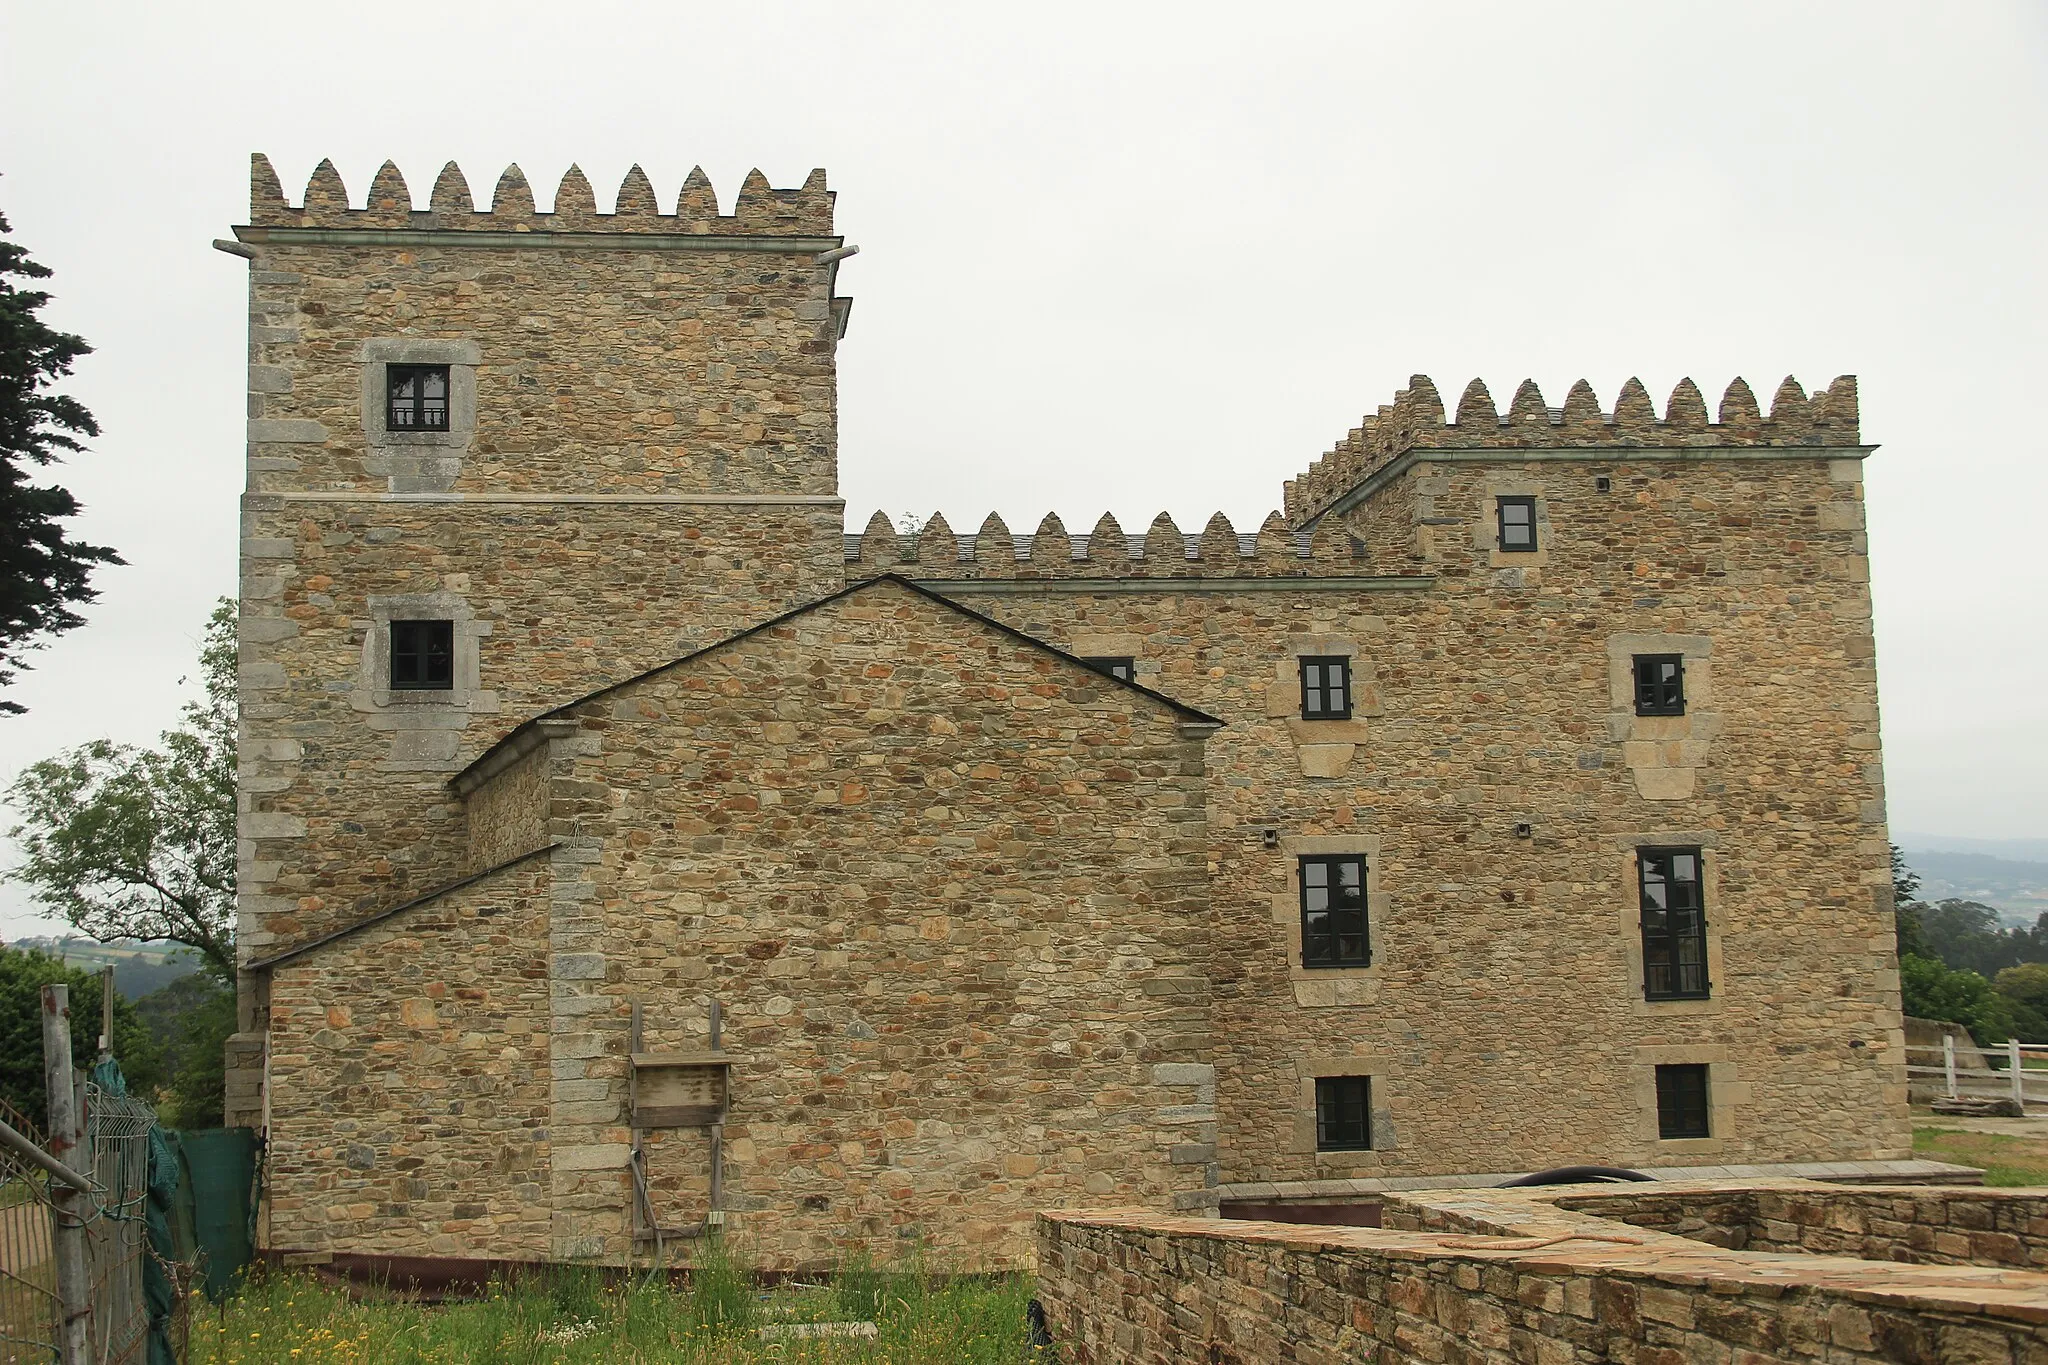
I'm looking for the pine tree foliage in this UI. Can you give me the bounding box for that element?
[0,208,121,714]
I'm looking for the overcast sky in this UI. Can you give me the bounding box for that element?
[0,3,2042,935]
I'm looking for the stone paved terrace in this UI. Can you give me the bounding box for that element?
[1037,1180,2048,1363]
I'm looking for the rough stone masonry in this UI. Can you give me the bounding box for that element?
[225,154,1909,1271]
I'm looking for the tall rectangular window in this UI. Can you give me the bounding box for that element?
[387,364,451,432]
[1299,854,1369,967]
[1633,654,1686,716]
[1083,656,1135,683]
[390,619,455,690]
[1315,1076,1372,1151]
[1496,496,1537,552]
[1299,656,1352,720]
[1639,847,1708,1000]
[1655,1064,1711,1139]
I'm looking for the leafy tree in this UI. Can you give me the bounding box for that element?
[131,971,235,1128]
[0,947,163,1130]
[0,208,121,714]
[1911,898,2048,979]
[1892,843,1930,960]
[1995,963,2048,1043]
[1899,952,2013,1046]
[6,600,236,978]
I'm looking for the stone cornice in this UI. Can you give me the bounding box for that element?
[232,225,841,254]
[1306,444,1876,529]
[892,575,1437,596]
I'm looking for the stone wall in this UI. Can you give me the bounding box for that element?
[462,741,549,872]
[288,575,1220,1269]
[855,441,1903,1189]
[1038,1187,2048,1365]
[1558,1186,2048,1269]
[232,155,849,989]
[263,855,554,1259]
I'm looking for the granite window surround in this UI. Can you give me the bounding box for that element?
[1272,834,1384,1008]
[351,592,499,773]
[360,338,480,493]
[1290,1056,1394,1167]
[1315,1075,1373,1151]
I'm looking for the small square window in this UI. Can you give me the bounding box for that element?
[1639,847,1708,1000]
[1633,655,1686,716]
[387,364,451,432]
[1299,854,1369,968]
[1315,1076,1372,1151]
[1496,496,1538,552]
[1299,656,1351,720]
[390,620,455,690]
[1655,1064,1711,1139]
[1083,656,1135,683]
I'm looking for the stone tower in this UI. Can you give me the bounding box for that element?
[222,156,853,1120]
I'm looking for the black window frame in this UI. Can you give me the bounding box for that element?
[1495,495,1538,553]
[1298,854,1370,968]
[1082,656,1136,683]
[386,363,452,433]
[1315,1075,1372,1151]
[1638,846,1709,1001]
[1654,1063,1711,1140]
[1633,654,1686,717]
[1298,655,1352,721]
[389,619,456,691]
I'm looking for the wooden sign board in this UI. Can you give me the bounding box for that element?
[631,1051,729,1128]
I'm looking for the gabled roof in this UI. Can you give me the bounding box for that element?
[450,573,1225,793]
[246,841,556,972]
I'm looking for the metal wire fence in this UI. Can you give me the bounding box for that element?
[83,1086,153,1365]
[0,1088,188,1365]
[0,1101,58,1365]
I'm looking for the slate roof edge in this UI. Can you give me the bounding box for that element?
[245,842,559,972]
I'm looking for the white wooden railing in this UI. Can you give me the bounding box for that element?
[1904,1036,2048,1111]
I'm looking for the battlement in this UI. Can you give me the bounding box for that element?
[842,510,1376,580]
[244,154,835,236]
[1284,373,1861,526]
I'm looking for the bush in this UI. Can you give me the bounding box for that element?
[0,946,162,1127]
[1995,962,2048,1042]
[133,970,236,1127]
[1901,951,2014,1046]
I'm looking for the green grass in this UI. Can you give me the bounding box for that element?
[1914,1124,2048,1187]
[186,1249,1040,1365]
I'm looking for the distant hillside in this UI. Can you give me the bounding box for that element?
[2,938,204,999]
[1896,846,2048,927]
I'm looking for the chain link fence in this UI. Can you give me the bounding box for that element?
[82,1085,158,1365]
[0,1101,59,1365]
[0,1037,191,1365]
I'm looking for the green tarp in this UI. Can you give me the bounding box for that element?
[173,1127,256,1303]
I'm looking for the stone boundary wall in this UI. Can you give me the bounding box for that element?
[1557,1186,2048,1271]
[1283,372,1863,527]
[246,154,834,235]
[1037,1183,2048,1364]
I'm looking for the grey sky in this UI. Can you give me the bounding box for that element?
[0,2,2043,935]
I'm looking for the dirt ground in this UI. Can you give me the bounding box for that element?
[1913,1107,2048,1185]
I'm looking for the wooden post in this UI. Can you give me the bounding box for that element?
[2012,1038,2026,1113]
[707,1000,724,1228]
[97,965,114,1062]
[41,985,91,1365]
[1944,1034,1957,1099]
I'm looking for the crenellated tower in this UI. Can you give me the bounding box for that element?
[225,156,854,1121]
